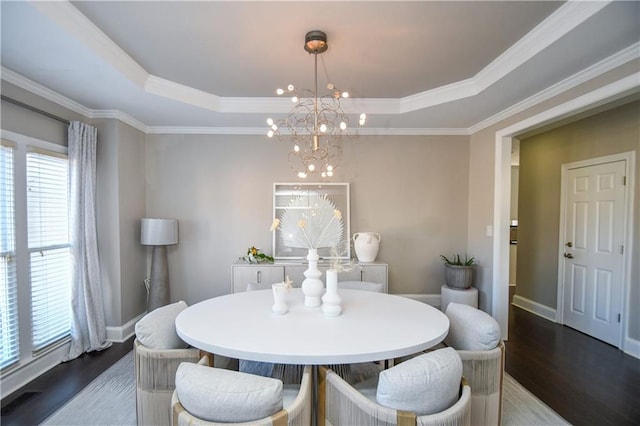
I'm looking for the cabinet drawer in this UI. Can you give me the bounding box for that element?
[232,265,285,293]
[361,265,388,287]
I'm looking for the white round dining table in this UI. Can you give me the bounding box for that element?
[175,288,449,365]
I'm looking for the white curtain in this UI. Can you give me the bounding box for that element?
[65,121,111,360]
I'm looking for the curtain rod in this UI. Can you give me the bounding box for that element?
[1,95,70,126]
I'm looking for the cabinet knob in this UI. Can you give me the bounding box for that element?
[257,270,262,283]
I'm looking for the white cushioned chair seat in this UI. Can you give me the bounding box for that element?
[377,347,462,415]
[175,363,283,423]
[172,359,312,426]
[135,301,189,350]
[445,303,500,351]
[320,362,471,426]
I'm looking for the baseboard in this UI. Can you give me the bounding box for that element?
[623,336,640,360]
[512,295,557,323]
[399,293,441,308]
[106,312,145,343]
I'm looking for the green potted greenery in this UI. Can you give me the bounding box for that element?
[440,254,475,289]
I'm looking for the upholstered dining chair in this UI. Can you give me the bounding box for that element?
[444,303,505,426]
[134,301,202,426]
[319,347,471,426]
[171,355,312,426]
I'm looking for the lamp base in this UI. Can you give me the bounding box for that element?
[148,245,170,311]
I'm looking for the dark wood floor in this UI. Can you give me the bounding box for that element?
[505,305,640,425]
[2,308,640,425]
[1,336,134,426]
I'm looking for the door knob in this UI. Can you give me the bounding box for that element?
[564,253,574,259]
[565,242,573,247]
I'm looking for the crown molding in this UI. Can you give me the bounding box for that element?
[145,126,470,136]
[5,37,636,138]
[31,1,148,88]
[1,66,94,118]
[146,126,264,135]
[469,41,640,134]
[145,75,221,111]
[359,128,471,136]
[399,79,478,113]
[3,38,636,137]
[219,97,295,113]
[398,1,610,112]
[473,0,610,92]
[90,110,148,133]
[27,0,610,116]
[1,66,148,133]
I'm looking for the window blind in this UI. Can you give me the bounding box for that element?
[26,150,71,351]
[0,143,19,369]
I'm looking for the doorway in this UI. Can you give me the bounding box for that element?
[558,155,629,346]
[491,74,638,344]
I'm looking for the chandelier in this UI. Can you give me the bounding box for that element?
[267,30,366,178]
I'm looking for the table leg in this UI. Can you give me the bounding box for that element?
[312,365,318,425]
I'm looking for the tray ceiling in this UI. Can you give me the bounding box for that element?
[1,1,638,133]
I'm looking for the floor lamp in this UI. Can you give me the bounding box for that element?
[141,218,179,311]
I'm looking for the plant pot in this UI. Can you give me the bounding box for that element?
[444,264,474,289]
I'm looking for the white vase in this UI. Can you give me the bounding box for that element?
[271,283,288,315]
[301,248,324,307]
[353,232,381,262]
[321,269,342,317]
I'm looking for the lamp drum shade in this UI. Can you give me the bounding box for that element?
[141,218,178,246]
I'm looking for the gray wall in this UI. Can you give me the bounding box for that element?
[467,59,639,331]
[116,121,147,323]
[94,119,147,327]
[145,134,471,303]
[517,100,640,339]
[1,82,147,329]
[1,81,82,144]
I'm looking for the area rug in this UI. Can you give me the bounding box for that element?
[41,351,569,425]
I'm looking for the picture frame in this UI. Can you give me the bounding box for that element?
[273,182,350,260]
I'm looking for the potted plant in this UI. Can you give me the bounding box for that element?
[440,254,475,289]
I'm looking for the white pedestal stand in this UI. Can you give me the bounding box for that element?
[440,285,478,312]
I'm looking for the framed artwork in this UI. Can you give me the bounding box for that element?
[273,182,350,259]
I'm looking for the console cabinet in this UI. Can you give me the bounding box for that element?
[231,262,388,293]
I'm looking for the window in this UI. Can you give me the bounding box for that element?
[0,135,70,372]
[27,149,71,351]
[0,142,18,369]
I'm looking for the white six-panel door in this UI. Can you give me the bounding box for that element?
[561,159,626,346]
